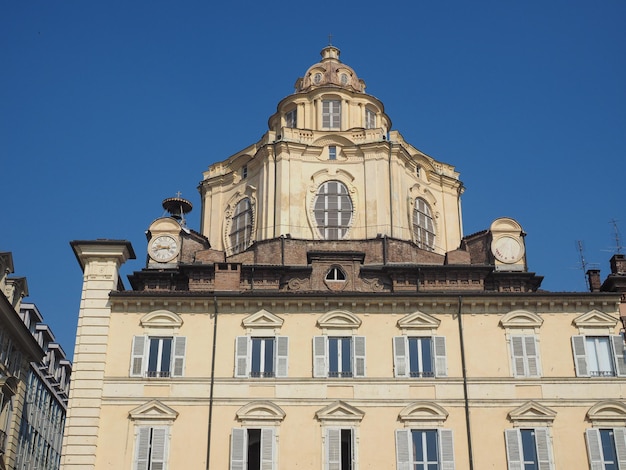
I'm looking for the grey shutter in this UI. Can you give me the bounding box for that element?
[326,428,341,470]
[131,336,147,377]
[134,427,151,470]
[439,428,455,470]
[353,336,366,377]
[235,336,249,378]
[511,336,527,377]
[230,428,247,470]
[275,336,289,378]
[172,336,186,377]
[534,427,553,470]
[525,336,540,377]
[585,428,604,470]
[313,336,327,378]
[395,429,411,470]
[505,429,523,470]
[611,335,626,377]
[433,336,448,377]
[614,427,626,469]
[393,336,408,378]
[260,428,275,470]
[572,335,589,377]
[150,427,167,470]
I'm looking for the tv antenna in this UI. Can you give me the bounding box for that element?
[610,219,623,254]
[576,240,599,290]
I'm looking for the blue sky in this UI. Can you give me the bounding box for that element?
[2,1,625,358]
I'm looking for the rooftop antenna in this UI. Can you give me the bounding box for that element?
[162,192,192,227]
[576,240,590,290]
[610,219,623,254]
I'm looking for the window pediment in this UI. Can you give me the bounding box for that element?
[316,400,364,424]
[573,310,619,330]
[129,400,178,423]
[242,309,284,334]
[236,401,285,425]
[398,402,448,427]
[500,310,543,329]
[508,401,556,426]
[317,310,361,332]
[397,311,441,334]
[587,401,626,427]
[140,310,183,329]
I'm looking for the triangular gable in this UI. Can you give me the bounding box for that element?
[317,310,361,330]
[140,310,183,329]
[316,400,364,424]
[236,401,285,425]
[500,310,543,329]
[398,402,448,426]
[573,309,619,329]
[587,401,626,427]
[129,400,178,423]
[508,401,556,426]
[397,311,441,333]
[242,309,284,330]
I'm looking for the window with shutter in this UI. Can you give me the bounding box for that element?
[585,428,626,470]
[510,335,541,378]
[505,428,554,470]
[315,336,366,378]
[572,335,626,377]
[133,426,169,470]
[230,428,276,470]
[395,428,455,469]
[326,428,354,470]
[130,336,186,378]
[234,336,289,378]
[393,336,447,378]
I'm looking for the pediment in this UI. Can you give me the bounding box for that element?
[500,310,543,329]
[573,309,619,329]
[587,401,626,427]
[397,311,441,332]
[398,402,448,426]
[242,309,284,329]
[316,401,364,423]
[490,217,522,234]
[129,400,178,423]
[318,310,361,330]
[140,310,183,329]
[508,401,556,425]
[236,401,285,425]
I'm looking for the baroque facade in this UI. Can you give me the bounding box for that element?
[61,47,626,469]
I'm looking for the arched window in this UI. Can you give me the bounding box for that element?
[229,198,253,254]
[314,181,353,240]
[413,198,435,251]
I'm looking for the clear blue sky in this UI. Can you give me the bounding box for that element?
[2,1,625,358]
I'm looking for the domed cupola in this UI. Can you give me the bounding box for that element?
[294,45,366,94]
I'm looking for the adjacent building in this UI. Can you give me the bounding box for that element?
[61,46,626,469]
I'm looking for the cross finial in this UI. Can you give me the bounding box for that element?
[328,33,333,46]
[176,191,182,198]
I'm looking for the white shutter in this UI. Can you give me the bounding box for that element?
[134,427,151,470]
[572,335,589,377]
[150,427,167,470]
[585,428,604,470]
[395,429,411,470]
[235,336,249,378]
[275,336,289,378]
[393,336,408,378]
[313,336,327,378]
[260,428,275,470]
[439,428,455,470]
[326,428,341,470]
[534,427,554,470]
[505,429,523,470]
[525,336,540,377]
[614,427,626,469]
[433,336,448,377]
[610,335,626,377]
[230,428,247,470]
[172,337,186,377]
[353,336,366,377]
[131,336,147,377]
[511,336,527,377]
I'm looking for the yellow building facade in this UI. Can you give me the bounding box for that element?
[61,47,626,470]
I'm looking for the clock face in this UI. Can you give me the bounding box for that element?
[149,235,179,262]
[492,236,524,264]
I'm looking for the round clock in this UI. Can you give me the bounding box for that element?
[491,236,524,264]
[149,235,180,262]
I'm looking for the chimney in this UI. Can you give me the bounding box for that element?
[587,269,601,292]
[610,254,626,275]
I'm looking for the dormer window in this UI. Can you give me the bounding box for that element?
[328,146,337,160]
[326,267,346,281]
[285,109,297,128]
[322,100,341,129]
[365,108,376,129]
[242,165,248,179]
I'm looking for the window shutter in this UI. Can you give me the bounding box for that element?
[134,427,151,470]
[433,336,448,377]
[131,336,147,377]
[504,429,523,470]
[534,427,553,470]
[313,336,327,378]
[230,428,247,470]
[275,336,289,378]
[510,336,527,377]
[150,427,167,470]
[353,336,366,377]
[610,335,626,377]
[585,428,604,470]
[260,428,275,470]
[393,336,408,378]
[235,336,249,378]
[439,428,455,470]
[326,428,341,470]
[525,336,541,377]
[395,429,411,470]
[572,335,589,377]
[172,337,186,377]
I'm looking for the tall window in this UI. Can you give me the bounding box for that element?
[235,336,289,378]
[322,100,341,129]
[510,335,541,377]
[572,335,626,377]
[285,109,297,128]
[393,336,447,378]
[134,426,168,470]
[365,109,376,129]
[230,428,276,470]
[313,336,366,378]
[326,428,354,470]
[329,145,337,160]
[395,429,455,469]
[505,428,554,469]
[130,336,186,378]
[585,428,626,469]
[230,198,253,254]
[413,198,436,251]
[314,181,353,240]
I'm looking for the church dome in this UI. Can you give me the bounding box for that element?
[294,45,366,94]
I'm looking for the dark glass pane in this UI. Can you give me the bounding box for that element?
[421,338,433,375]
[329,338,339,374]
[408,338,420,376]
[342,338,352,375]
[264,339,274,375]
[247,429,261,470]
[425,430,437,461]
[341,429,352,470]
[520,430,538,470]
[251,338,262,374]
[600,429,618,470]
[160,338,172,373]
[148,338,160,372]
